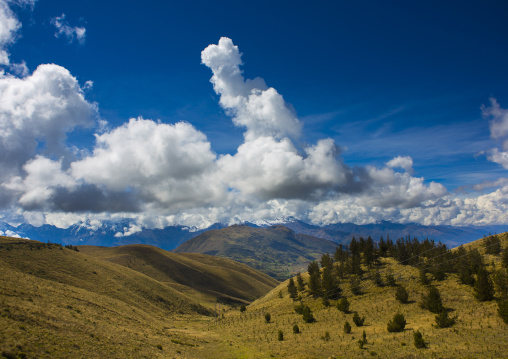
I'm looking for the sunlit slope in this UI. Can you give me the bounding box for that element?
[0,237,219,358]
[208,233,508,358]
[174,224,339,280]
[79,244,279,305]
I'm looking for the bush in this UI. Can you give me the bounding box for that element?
[293,324,300,334]
[265,313,271,323]
[302,306,316,323]
[353,312,365,326]
[435,311,456,328]
[387,313,406,332]
[420,286,444,313]
[322,331,330,341]
[337,297,350,313]
[240,304,246,313]
[278,330,284,341]
[395,286,409,304]
[413,330,426,348]
[344,321,352,333]
[385,273,397,287]
[358,330,367,349]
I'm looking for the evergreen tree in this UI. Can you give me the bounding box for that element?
[387,313,406,332]
[278,330,284,341]
[264,313,271,323]
[321,263,339,298]
[358,330,367,349]
[385,272,397,287]
[320,253,333,269]
[502,245,508,268]
[334,245,346,263]
[373,269,383,287]
[458,255,475,286]
[419,268,430,285]
[468,249,483,274]
[474,267,495,301]
[288,277,298,299]
[322,297,330,307]
[492,268,508,298]
[240,304,246,313]
[353,312,365,326]
[395,286,409,304]
[343,321,351,333]
[308,270,322,296]
[302,306,316,323]
[413,330,426,348]
[337,297,350,313]
[364,236,375,268]
[420,286,444,313]
[351,254,363,276]
[497,298,508,324]
[485,235,501,255]
[296,272,305,292]
[378,236,388,257]
[350,275,362,295]
[435,310,456,328]
[293,324,300,334]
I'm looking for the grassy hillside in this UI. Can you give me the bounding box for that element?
[79,244,278,306]
[0,236,275,358]
[205,232,508,358]
[174,224,339,280]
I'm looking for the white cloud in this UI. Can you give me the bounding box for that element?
[0,229,21,238]
[0,0,35,66]
[386,155,414,174]
[482,98,508,169]
[51,14,86,45]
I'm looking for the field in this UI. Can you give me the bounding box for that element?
[1,233,507,358]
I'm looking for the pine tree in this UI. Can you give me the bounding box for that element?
[458,256,475,286]
[373,269,383,287]
[419,268,430,285]
[343,321,351,333]
[287,278,298,299]
[474,267,495,301]
[293,324,300,334]
[492,268,508,298]
[413,330,426,348]
[420,286,444,313]
[435,310,456,328]
[387,313,406,332]
[240,304,246,313]
[302,306,316,323]
[497,298,508,324]
[337,297,350,313]
[395,286,409,304]
[385,272,397,287]
[308,270,322,296]
[350,275,362,295]
[320,253,333,269]
[265,313,271,323]
[502,246,508,268]
[296,272,305,292]
[353,312,365,326]
[485,235,501,255]
[278,330,284,341]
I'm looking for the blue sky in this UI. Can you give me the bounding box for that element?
[1,0,508,233]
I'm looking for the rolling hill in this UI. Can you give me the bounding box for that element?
[0,236,277,358]
[174,224,339,280]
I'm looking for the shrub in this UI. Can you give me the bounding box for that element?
[435,311,456,328]
[419,268,430,285]
[240,304,246,313]
[387,313,406,332]
[350,276,362,295]
[337,297,350,313]
[353,312,365,326]
[413,330,426,348]
[420,286,444,313]
[395,286,409,304]
[264,313,271,323]
[358,330,367,349]
[385,273,397,287]
[294,303,305,314]
[322,331,330,341]
[344,321,352,333]
[302,306,316,323]
[278,330,284,341]
[288,278,298,299]
[293,324,300,334]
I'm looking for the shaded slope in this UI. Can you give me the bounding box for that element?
[79,244,278,305]
[174,225,339,280]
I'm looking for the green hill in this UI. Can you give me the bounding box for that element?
[174,224,339,280]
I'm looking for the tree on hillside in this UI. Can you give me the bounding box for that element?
[395,286,409,304]
[492,268,508,298]
[373,269,383,287]
[343,321,352,333]
[419,268,430,285]
[308,260,322,295]
[387,313,406,332]
[264,313,271,323]
[320,253,333,269]
[337,297,350,313]
[497,298,508,324]
[502,245,508,268]
[296,272,305,292]
[413,330,426,348]
[485,235,501,255]
[302,305,316,323]
[353,312,365,326]
[378,236,388,257]
[435,310,457,328]
[468,249,484,274]
[363,236,376,268]
[287,277,298,299]
[474,267,495,302]
[350,275,362,295]
[420,286,444,313]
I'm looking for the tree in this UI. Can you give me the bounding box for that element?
[358,330,367,349]
[337,297,350,313]
[240,304,246,313]
[287,278,298,299]
[308,261,322,296]
[264,313,271,323]
[387,313,406,332]
[321,263,340,299]
[353,312,365,326]
[502,245,508,268]
[492,268,508,298]
[474,267,495,301]
[343,321,351,333]
[278,330,284,341]
[296,272,305,291]
[420,286,444,313]
[435,310,456,328]
[395,286,409,304]
[302,306,316,323]
[350,275,362,295]
[293,324,300,334]
[385,272,397,287]
[485,235,501,255]
[413,330,426,348]
[497,298,508,324]
[320,253,333,269]
[419,268,430,285]
[373,269,383,287]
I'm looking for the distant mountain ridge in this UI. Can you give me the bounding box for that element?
[1,219,506,250]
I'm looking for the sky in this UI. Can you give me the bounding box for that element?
[1,0,508,235]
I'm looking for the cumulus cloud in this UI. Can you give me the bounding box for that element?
[51,14,86,45]
[0,0,35,66]
[482,98,508,169]
[386,156,414,174]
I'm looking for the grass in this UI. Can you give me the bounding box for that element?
[1,233,508,358]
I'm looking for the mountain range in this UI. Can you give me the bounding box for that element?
[2,219,506,250]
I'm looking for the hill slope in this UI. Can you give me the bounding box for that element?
[206,232,508,358]
[79,244,278,305]
[174,225,339,280]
